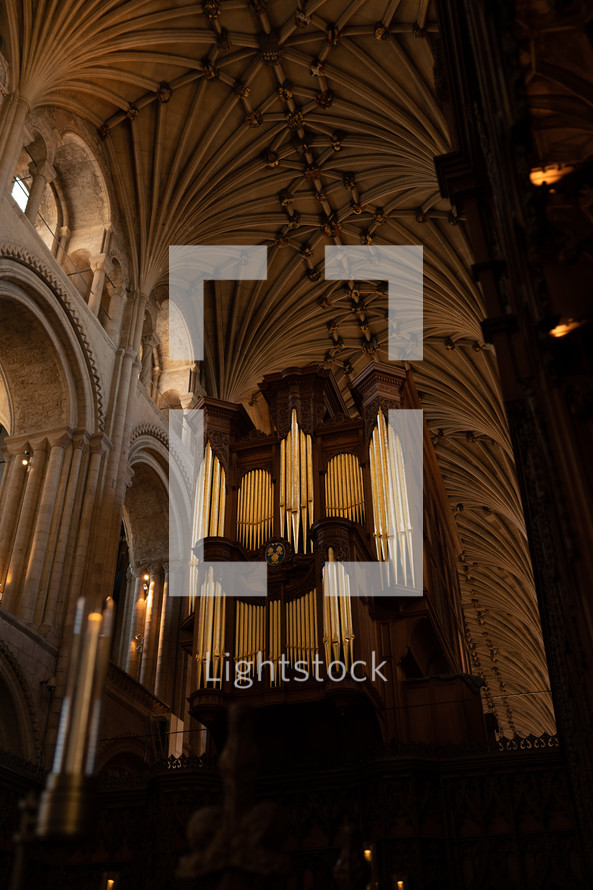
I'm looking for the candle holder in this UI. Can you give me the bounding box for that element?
[36,596,114,839]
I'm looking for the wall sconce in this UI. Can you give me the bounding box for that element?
[135,634,144,653]
[392,877,407,890]
[21,451,30,466]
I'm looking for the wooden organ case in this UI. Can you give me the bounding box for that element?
[181,364,487,758]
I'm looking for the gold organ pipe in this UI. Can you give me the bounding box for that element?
[257,469,262,548]
[322,588,331,666]
[211,458,220,537]
[280,438,286,539]
[300,429,307,553]
[247,471,254,550]
[344,454,352,520]
[203,445,212,537]
[389,430,404,583]
[213,587,222,679]
[291,413,299,549]
[397,436,414,587]
[339,588,349,668]
[307,435,314,531]
[285,426,291,542]
[303,591,310,667]
[371,426,386,561]
[247,472,252,550]
[307,590,314,666]
[298,597,303,663]
[237,601,244,663]
[332,456,338,516]
[196,585,207,687]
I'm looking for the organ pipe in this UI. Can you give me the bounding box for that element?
[369,408,415,588]
[280,410,313,553]
[325,452,365,524]
[322,548,354,668]
[195,566,226,688]
[236,468,273,550]
[285,590,318,670]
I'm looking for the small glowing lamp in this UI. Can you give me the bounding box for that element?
[363,849,372,862]
[529,164,573,186]
[549,318,582,338]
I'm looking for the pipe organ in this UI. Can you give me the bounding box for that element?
[370,407,415,588]
[280,409,314,553]
[237,468,273,550]
[183,363,486,748]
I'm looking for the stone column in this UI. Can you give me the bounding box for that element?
[126,566,148,680]
[65,433,110,618]
[0,444,11,505]
[42,432,89,631]
[24,159,55,222]
[88,253,113,317]
[104,290,127,344]
[140,564,163,691]
[3,439,48,615]
[55,225,71,262]
[0,446,27,595]
[116,565,134,668]
[140,334,156,387]
[0,93,31,197]
[155,564,176,703]
[21,432,70,624]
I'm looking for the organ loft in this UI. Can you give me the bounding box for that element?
[182,363,486,756]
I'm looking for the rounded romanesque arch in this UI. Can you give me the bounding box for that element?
[0,245,105,432]
[0,641,41,763]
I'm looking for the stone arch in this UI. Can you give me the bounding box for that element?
[127,426,192,563]
[0,641,42,763]
[52,130,112,301]
[0,257,99,435]
[0,244,105,430]
[95,735,148,777]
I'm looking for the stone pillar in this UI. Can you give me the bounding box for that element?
[88,253,113,317]
[140,334,156,387]
[66,433,110,617]
[0,444,11,505]
[0,446,28,595]
[0,93,31,197]
[140,564,163,691]
[116,565,134,668]
[104,290,127,344]
[155,564,176,704]
[127,566,148,680]
[24,159,55,222]
[55,225,71,262]
[3,440,48,615]
[21,432,70,624]
[42,432,89,630]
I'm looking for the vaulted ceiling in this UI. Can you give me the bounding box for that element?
[3,0,555,734]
